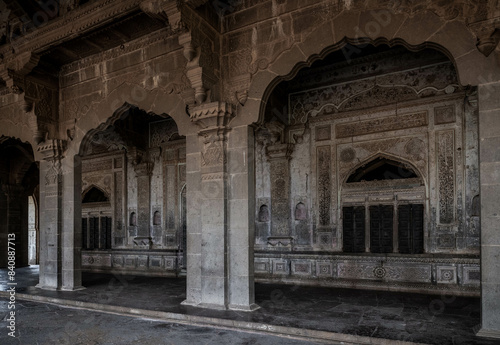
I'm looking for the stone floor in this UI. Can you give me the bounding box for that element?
[0,300,324,345]
[1,266,499,345]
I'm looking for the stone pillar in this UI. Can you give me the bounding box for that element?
[1,184,29,268]
[183,133,202,305]
[61,155,83,291]
[37,140,83,291]
[477,82,500,339]
[134,162,153,246]
[183,102,257,311]
[227,125,259,310]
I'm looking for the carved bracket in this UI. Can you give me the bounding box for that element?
[140,0,186,32]
[179,31,218,105]
[469,18,500,57]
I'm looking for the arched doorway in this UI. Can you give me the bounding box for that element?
[341,155,425,254]
[0,137,39,268]
[78,105,187,277]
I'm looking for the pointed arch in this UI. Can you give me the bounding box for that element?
[342,152,424,187]
[232,10,500,128]
[82,185,110,203]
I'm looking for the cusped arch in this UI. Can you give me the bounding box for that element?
[67,83,194,157]
[235,10,499,128]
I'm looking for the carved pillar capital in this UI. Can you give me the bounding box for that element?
[37,139,67,161]
[190,101,235,135]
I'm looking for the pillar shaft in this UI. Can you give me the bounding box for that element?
[38,142,83,291]
[477,82,500,339]
[183,102,257,311]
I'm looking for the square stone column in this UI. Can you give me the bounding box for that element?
[477,82,500,339]
[61,155,84,291]
[183,102,257,311]
[37,141,83,291]
[183,134,202,306]
[227,125,259,310]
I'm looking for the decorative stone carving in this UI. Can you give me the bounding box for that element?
[336,112,428,138]
[437,130,455,224]
[434,105,456,125]
[340,147,356,163]
[317,146,331,227]
[149,118,179,147]
[404,138,426,161]
[201,140,224,166]
[315,125,331,141]
[189,101,234,132]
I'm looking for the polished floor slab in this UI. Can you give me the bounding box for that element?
[0,266,498,345]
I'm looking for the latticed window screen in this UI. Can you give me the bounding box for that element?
[369,205,394,253]
[343,206,365,253]
[398,204,424,254]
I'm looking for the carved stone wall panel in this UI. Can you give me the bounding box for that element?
[270,160,290,236]
[336,112,428,139]
[437,130,455,224]
[337,135,428,183]
[114,172,123,240]
[317,146,331,227]
[289,61,458,125]
[434,105,456,125]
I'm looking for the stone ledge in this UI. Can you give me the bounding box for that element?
[476,328,500,340]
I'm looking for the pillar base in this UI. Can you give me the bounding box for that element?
[60,286,86,292]
[35,284,86,292]
[476,328,500,339]
[229,303,260,312]
[181,300,260,312]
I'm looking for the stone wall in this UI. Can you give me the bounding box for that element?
[253,46,480,295]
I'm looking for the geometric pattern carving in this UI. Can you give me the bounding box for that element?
[273,260,289,275]
[437,130,455,224]
[317,232,332,247]
[317,146,331,226]
[317,262,333,277]
[438,234,456,248]
[292,262,311,275]
[463,266,481,285]
[336,112,428,138]
[434,105,455,125]
[437,266,457,284]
